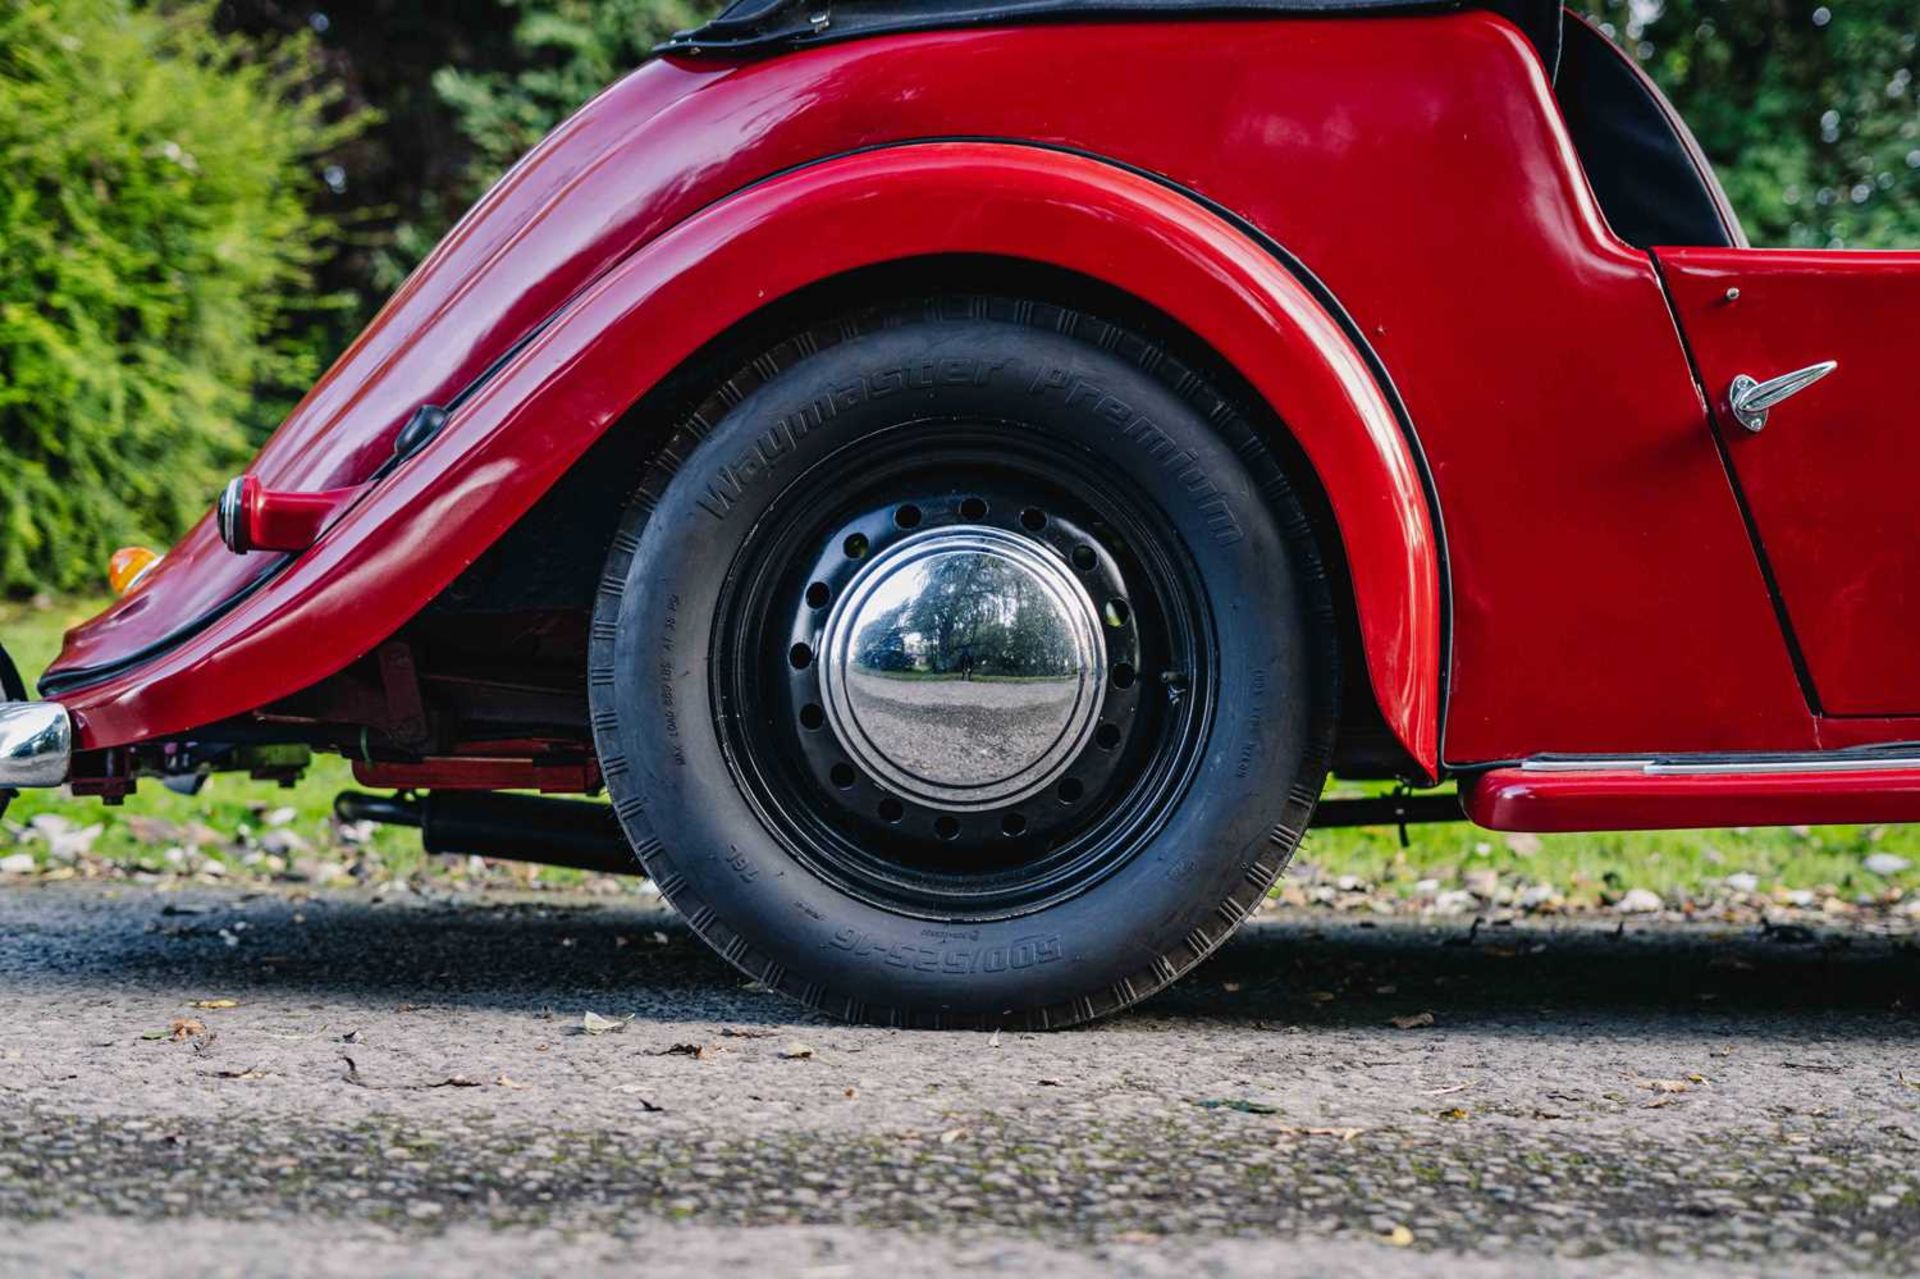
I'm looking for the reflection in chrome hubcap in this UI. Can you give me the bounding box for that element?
[819,526,1106,811]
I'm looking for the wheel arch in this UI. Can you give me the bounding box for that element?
[486,252,1425,780]
[58,142,1443,777]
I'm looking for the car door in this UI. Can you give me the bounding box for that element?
[1661,248,1920,715]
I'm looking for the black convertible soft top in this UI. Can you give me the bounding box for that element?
[660,0,1565,70]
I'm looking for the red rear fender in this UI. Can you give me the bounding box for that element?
[49,144,1442,773]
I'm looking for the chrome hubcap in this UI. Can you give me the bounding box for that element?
[819,526,1106,811]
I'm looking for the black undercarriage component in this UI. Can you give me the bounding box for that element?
[334,789,635,876]
[336,785,1461,878]
[1310,791,1464,827]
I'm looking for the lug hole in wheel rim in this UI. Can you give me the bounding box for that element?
[720,434,1212,916]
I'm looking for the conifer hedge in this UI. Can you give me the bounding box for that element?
[0,0,360,596]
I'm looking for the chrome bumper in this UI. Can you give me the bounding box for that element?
[0,701,71,788]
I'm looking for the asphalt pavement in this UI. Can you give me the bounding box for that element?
[0,881,1915,1276]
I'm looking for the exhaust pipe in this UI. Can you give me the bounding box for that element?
[0,702,72,790]
[335,789,637,876]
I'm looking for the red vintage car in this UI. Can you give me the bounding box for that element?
[1,0,1911,1026]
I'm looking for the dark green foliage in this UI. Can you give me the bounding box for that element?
[0,0,364,596]
[433,0,706,202]
[1579,0,1920,247]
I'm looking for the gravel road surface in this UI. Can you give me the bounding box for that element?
[0,882,1914,1277]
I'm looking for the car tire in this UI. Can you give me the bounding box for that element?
[590,297,1338,1028]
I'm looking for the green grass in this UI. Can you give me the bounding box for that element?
[3,594,1916,903]
[1304,789,1918,903]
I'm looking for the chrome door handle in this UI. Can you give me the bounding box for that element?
[1727,360,1837,433]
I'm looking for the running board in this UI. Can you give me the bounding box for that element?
[1466,755,1920,832]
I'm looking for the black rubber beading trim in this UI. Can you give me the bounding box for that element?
[37,280,575,697]
[660,0,1464,55]
[37,555,294,697]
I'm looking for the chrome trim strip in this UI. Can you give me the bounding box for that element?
[0,701,72,788]
[1648,755,1920,776]
[1520,753,1920,777]
[1520,757,1655,772]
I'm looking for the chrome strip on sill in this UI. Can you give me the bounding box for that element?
[1519,758,1655,773]
[1647,756,1920,776]
[1520,754,1920,776]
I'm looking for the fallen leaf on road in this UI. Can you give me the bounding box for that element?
[1276,1125,1364,1141]
[938,1128,968,1143]
[1390,1011,1436,1029]
[780,1042,815,1060]
[495,1075,531,1090]
[168,1018,206,1042]
[1306,990,1337,1004]
[213,1066,270,1080]
[188,998,238,1010]
[1420,1082,1472,1096]
[427,1075,485,1088]
[1642,1079,1692,1094]
[1438,1107,1471,1121]
[658,1042,717,1059]
[614,1083,665,1111]
[844,1086,858,1099]
[719,1026,775,1039]
[577,1011,631,1036]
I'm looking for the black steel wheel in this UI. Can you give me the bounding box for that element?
[715,428,1207,919]
[591,298,1337,1028]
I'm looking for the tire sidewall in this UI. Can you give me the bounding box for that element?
[607,319,1317,1020]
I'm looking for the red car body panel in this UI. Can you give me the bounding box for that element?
[46,12,1862,781]
[1660,248,1920,717]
